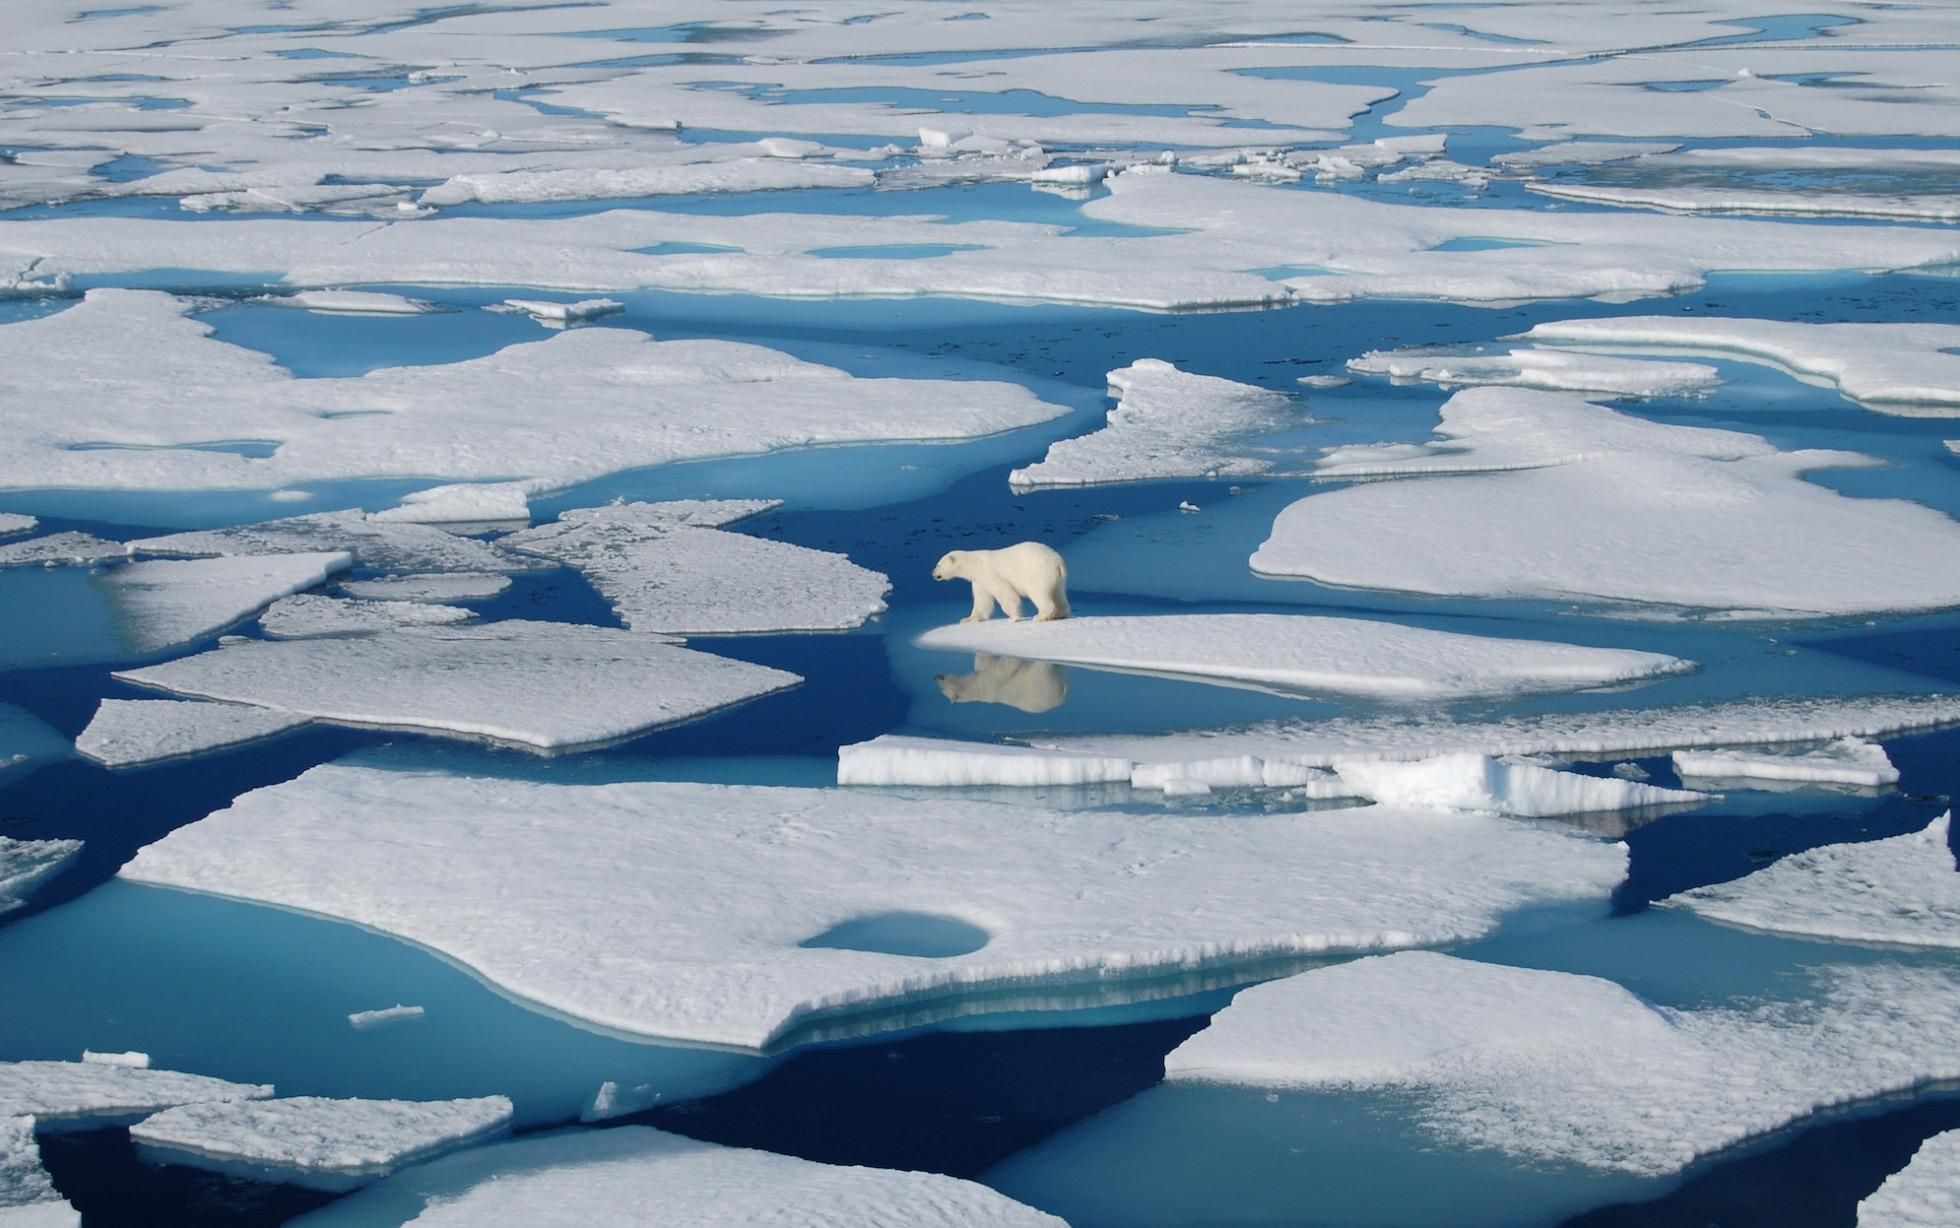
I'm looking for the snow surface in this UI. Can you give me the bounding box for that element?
[1332,753,1706,818]
[0,1118,74,1228]
[1256,387,1960,617]
[291,1125,1063,1228]
[133,511,529,575]
[76,699,310,769]
[337,574,511,604]
[259,595,474,639]
[1672,738,1899,788]
[1164,951,1960,1178]
[130,1095,512,1192]
[263,291,438,316]
[0,533,125,569]
[368,484,532,526]
[0,516,35,538]
[0,839,82,916]
[103,554,352,655]
[116,623,800,751]
[1518,317,1960,416]
[1859,1130,1960,1228]
[1007,360,1297,488]
[1347,347,1720,399]
[0,1062,270,1132]
[917,614,1690,701]
[122,765,1626,1049]
[503,502,889,635]
[1664,812,1959,949]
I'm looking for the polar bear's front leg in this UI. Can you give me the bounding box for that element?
[986,582,1025,621]
[962,584,996,623]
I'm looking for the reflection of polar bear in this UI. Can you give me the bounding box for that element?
[936,654,1069,713]
[931,542,1070,623]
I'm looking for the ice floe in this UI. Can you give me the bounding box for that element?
[291,1125,1063,1228]
[75,699,311,769]
[336,574,511,604]
[1331,753,1706,818]
[123,764,1627,1049]
[839,736,1135,789]
[1664,812,1958,949]
[368,484,533,526]
[1518,317,1960,416]
[130,1095,512,1192]
[261,291,439,316]
[260,595,474,639]
[79,1053,146,1070]
[347,1006,424,1031]
[1162,951,1960,1178]
[495,299,625,327]
[0,533,125,569]
[1255,387,1960,617]
[422,161,872,208]
[116,623,799,752]
[0,1061,270,1132]
[0,1117,74,1228]
[0,516,34,538]
[503,502,889,635]
[105,554,352,655]
[1524,181,1960,224]
[1007,360,1298,488]
[917,614,1691,701]
[1346,347,1720,399]
[1859,1129,1960,1228]
[0,839,82,917]
[133,511,528,575]
[1672,737,1899,788]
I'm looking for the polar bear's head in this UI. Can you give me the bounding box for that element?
[931,550,966,581]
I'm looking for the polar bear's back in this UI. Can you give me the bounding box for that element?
[993,540,1066,578]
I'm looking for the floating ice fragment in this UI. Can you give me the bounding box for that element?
[581,1081,660,1123]
[106,554,352,656]
[0,533,125,569]
[1295,374,1350,389]
[369,483,531,526]
[1332,753,1707,818]
[498,298,625,326]
[1672,737,1898,788]
[347,1006,425,1030]
[0,838,82,916]
[839,736,1132,788]
[0,516,34,539]
[1859,1129,1960,1228]
[1664,811,1959,948]
[76,699,310,769]
[337,574,511,603]
[260,595,473,639]
[260,291,439,316]
[0,1061,270,1132]
[131,1095,512,1192]
[79,1052,147,1070]
[1347,346,1720,398]
[0,1117,75,1228]
[133,511,529,575]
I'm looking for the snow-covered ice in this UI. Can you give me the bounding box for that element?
[1008,360,1298,488]
[839,736,1134,789]
[1524,181,1960,224]
[103,554,352,655]
[75,699,311,769]
[0,839,82,916]
[1859,1130,1960,1228]
[259,595,474,639]
[1163,951,1960,1177]
[116,623,800,752]
[1332,753,1706,818]
[122,764,1626,1049]
[0,1062,270,1132]
[0,516,35,539]
[1664,812,1959,949]
[291,1125,1063,1228]
[1346,347,1720,399]
[133,511,528,575]
[0,1118,74,1228]
[347,1006,424,1031]
[503,502,889,635]
[368,484,532,526]
[337,574,511,604]
[496,299,625,326]
[917,614,1691,701]
[79,1053,147,1070]
[130,1095,513,1192]
[261,291,438,316]
[1255,387,1960,617]
[1672,737,1899,788]
[0,533,125,569]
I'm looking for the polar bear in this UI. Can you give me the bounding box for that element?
[932,541,1070,622]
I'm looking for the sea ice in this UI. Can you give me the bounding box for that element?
[259,595,474,639]
[0,533,125,569]
[78,1053,146,1070]
[337,574,511,604]
[290,1125,1064,1227]
[75,699,311,769]
[838,735,1133,789]
[0,1062,270,1132]
[1007,360,1298,488]
[1663,812,1958,948]
[1672,737,1899,788]
[1162,951,1960,1177]
[1332,753,1706,818]
[1346,347,1720,398]
[916,614,1691,701]
[130,1095,513,1192]
[0,516,34,538]
[1523,182,1960,224]
[0,1117,74,1228]
[0,839,82,916]
[347,1006,424,1031]
[1859,1129,1960,1228]
[116,623,800,751]
[133,511,528,575]
[503,502,889,635]
[261,291,439,316]
[497,299,625,326]
[422,161,872,208]
[122,765,1626,1049]
[104,554,352,655]
[1255,387,1960,617]
[368,484,532,526]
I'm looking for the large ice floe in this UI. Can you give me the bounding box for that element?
[1345,347,1720,399]
[502,501,889,634]
[0,839,82,916]
[916,614,1691,701]
[122,764,1626,1050]
[129,1095,512,1192]
[1672,737,1899,789]
[292,1125,1063,1228]
[1007,360,1298,488]
[1253,387,1960,617]
[115,623,799,752]
[1663,812,1959,949]
[0,1061,270,1132]
[1517,317,1960,416]
[0,1117,74,1228]
[1860,1129,1960,1228]
[103,554,352,655]
[75,699,310,770]
[259,595,475,639]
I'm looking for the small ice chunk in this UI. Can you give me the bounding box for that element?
[581,1081,661,1123]
[1859,1129,1960,1228]
[369,483,531,526]
[1332,753,1707,817]
[1177,501,1200,513]
[1295,374,1350,389]
[838,735,1132,788]
[1672,737,1898,788]
[130,1095,512,1192]
[1,1116,75,1227]
[260,291,438,316]
[0,532,124,569]
[76,699,310,769]
[1611,761,1651,781]
[0,1061,271,1132]
[0,514,35,538]
[347,1005,425,1030]
[1664,812,1959,948]
[499,298,624,325]
[259,594,473,639]
[104,554,351,655]
[336,574,511,604]
[132,510,529,575]
[0,838,82,916]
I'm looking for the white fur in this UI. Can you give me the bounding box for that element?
[932,542,1070,623]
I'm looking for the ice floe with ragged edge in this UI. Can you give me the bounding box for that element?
[1517,317,1960,417]
[337,574,511,604]
[0,533,125,569]
[291,1125,1063,1228]
[129,1095,513,1192]
[1,1116,75,1228]
[1860,1129,1960,1228]
[257,291,440,316]
[368,484,534,527]
[0,516,33,539]
[1007,360,1301,489]
[0,838,82,917]
[1663,811,1959,949]
[1253,386,1960,618]
[114,622,799,752]
[123,764,1627,1050]
[1160,951,1960,1178]
[76,699,311,770]
[1672,737,1899,789]
[0,1061,270,1132]
[1346,346,1720,399]
[104,553,353,656]
[916,613,1692,701]
[502,501,890,635]
[131,510,533,575]
[0,291,1065,493]
[260,595,475,639]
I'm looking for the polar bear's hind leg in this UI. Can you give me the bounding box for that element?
[1032,557,1070,621]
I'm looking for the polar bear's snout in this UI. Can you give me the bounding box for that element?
[931,551,959,582]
